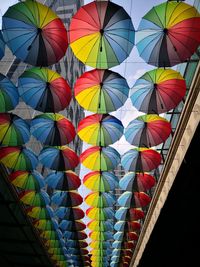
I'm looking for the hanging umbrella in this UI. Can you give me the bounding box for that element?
[0,146,38,170]
[45,170,81,191]
[114,221,141,232]
[69,1,134,69]
[63,231,87,240]
[89,241,111,250]
[114,231,138,242]
[66,240,88,249]
[85,192,115,208]
[130,68,187,114]
[51,191,83,207]
[118,191,151,208]
[40,230,62,240]
[2,0,68,66]
[38,145,79,171]
[78,114,123,146]
[83,171,118,192]
[19,190,50,207]
[0,31,5,59]
[33,218,58,231]
[91,249,112,256]
[87,220,113,232]
[66,248,89,256]
[80,146,120,171]
[115,207,145,221]
[136,1,200,67]
[74,69,129,114]
[26,206,54,219]
[0,113,30,146]
[125,114,172,147]
[121,147,161,172]
[0,73,19,112]
[55,207,84,220]
[86,207,114,221]
[59,220,86,231]
[9,170,45,191]
[89,231,112,241]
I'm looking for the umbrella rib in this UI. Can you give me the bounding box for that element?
[104,32,130,56]
[152,6,165,29]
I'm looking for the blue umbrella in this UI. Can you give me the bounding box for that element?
[51,191,83,207]
[55,207,84,220]
[59,220,86,231]
[65,240,88,248]
[115,207,128,221]
[0,31,5,59]
[112,241,122,249]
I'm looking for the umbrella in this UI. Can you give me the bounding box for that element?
[19,190,50,207]
[66,240,88,249]
[118,191,151,208]
[86,207,114,221]
[85,192,115,208]
[78,114,123,146]
[121,147,161,172]
[55,207,84,220]
[80,146,120,171]
[9,170,45,191]
[63,231,87,240]
[89,231,112,241]
[2,0,68,66]
[45,170,81,191]
[83,171,118,192]
[38,146,79,171]
[33,218,58,231]
[0,73,19,112]
[115,207,145,221]
[0,31,5,59]
[87,220,113,232]
[136,1,200,67]
[125,114,172,147]
[0,146,38,170]
[89,241,111,250]
[40,230,62,240]
[91,249,112,256]
[130,68,187,114]
[18,67,71,112]
[114,221,141,232]
[0,113,30,146]
[74,69,129,114]
[31,113,75,146]
[59,220,86,231]
[26,206,54,219]
[69,1,134,69]
[66,248,89,256]
[51,191,83,207]
[114,231,138,242]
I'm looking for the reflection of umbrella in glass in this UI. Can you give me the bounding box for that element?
[2,1,68,66]
[87,220,113,232]
[89,231,112,241]
[0,31,5,59]
[55,207,84,220]
[69,1,134,69]
[130,68,187,114]
[74,69,129,114]
[136,2,200,67]
[26,206,54,220]
[18,67,71,112]
[19,190,50,207]
[0,73,19,112]
[118,191,151,208]
[86,207,114,221]
[59,220,86,231]
[80,146,120,171]
[51,191,83,207]
[115,207,145,221]
[85,192,116,208]
[83,171,118,192]
[78,114,123,146]
[33,218,58,231]
[121,147,161,172]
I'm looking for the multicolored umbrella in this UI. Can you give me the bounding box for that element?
[74,69,129,113]
[118,191,151,208]
[51,191,83,207]
[0,73,19,112]
[89,241,111,250]
[33,218,58,231]
[85,192,116,208]
[59,220,86,231]
[121,147,161,172]
[136,2,200,67]
[66,248,89,256]
[89,231,112,241]
[114,221,141,232]
[26,206,54,219]
[40,229,62,240]
[55,207,84,220]
[87,220,113,232]
[2,0,68,66]
[0,31,5,59]
[0,146,38,170]
[19,190,50,207]
[86,207,114,221]
[114,231,138,242]
[38,146,79,171]
[63,231,87,240]
[69,1,134,69]
[91,249,112,256]
[18,67,71,112]
[83,171,118,192]
[78,114,123,146]
[130,68,187,114]
[66,240,88,249]
[80,146,120,171]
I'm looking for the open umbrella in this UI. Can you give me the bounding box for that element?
[0,73,19,112]
[130,68,187,114]
[66,240,88,249]
[26,206,54,219]
[33,218,58,231]
[59,220,86,231]
[51,191,83,207]
[78,114,123,146]
[18,67,71,112]
[89,241,111,250]
[69,1,134,69]
[114,231,138,242]
[85,192,115,208]
[38,146,79,171]
[86,207,114,221]
[136,1,200,67]
[118,191,151,208]
[19,190,50,207]
[2,0,68,66]
[55,207,84,220]
[87,220,113,232]
[40,229,62,240]
[74,69,129,113]
[89,231,112,241]
[0,146,38,170]
[114,221,141,232]
[0,31,5,59]
[80,146,120,171]
[91,249,112,256]
[63,231,87,240]
[121,147,161,172]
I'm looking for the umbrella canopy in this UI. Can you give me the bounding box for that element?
[2,0,68,66]
[118,191,151,208]
[19,190,50,207]
[31,113,75,146]
[80,146,120,171]
[63,231,87,240]
[89,231,112,241]
[136,2,200,67]
[78,114,123,146]
[69,1,134,69]
[87,220,113,232]
[18,67,71,112]
[83,171,118,192]
[91,249,112,256]
[26,206,54,219]
[59,220,86,231]
[130,68,187,114]
[38,146,79,171]
[55,207,84,220]
[85,192,115,208]
[40,229,61,240]
[66,240,88,249]
[33,218,58,231]
[0,73,19,112]
[0,31,5,59]
[89,241,111,250]
[114,231,138,242]
[74,69,129,114]
[86,207,114,221]
[114,221,141,232]
[51,191,83,207]
[0,146,38,170]
[121,147,161,172]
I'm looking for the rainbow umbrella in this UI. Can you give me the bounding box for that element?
[2,0,68,66]
[74,69,129,113]
[86,207,114,221]
[87,220,113,232]
[78,114,123,146]
[66,240,88,249]
[18,67,71,112]
[118,191,151,208]
[26,206,54,219]
[89,231,112,241]
[9,170,45,191]
[69,1,134,69]
[121,147,161,172]
[55,207,84,220]
[91,249,112,256]
[33,218,58,231]
[83,171,118,192]
[80,146,120,171]
[90,241,111,250]
[130,68,187,114]
[0,113,30,146]
[0,73,19,112]
[0,31,5,59]
[0,146,38,170]
[59,220,86,231]
[85,192,116,208]
[136,2,200,67]
[63,231,87,240]
[51,191,83,207]
[19,190,50,207]
[38,145,79,171]
[40,229,62,240]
